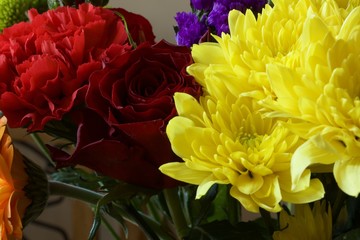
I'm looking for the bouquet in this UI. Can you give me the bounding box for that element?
[0,0,360,239]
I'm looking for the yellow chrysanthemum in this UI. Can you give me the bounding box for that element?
[185,0,360,197]
[262,3,360,196]
[160,93,324,213]
[0,117,31,240]
[188,0,357,104]
[273,201,332,240]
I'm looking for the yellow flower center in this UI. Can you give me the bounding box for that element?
[239,133,263,149]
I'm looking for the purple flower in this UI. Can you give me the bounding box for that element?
[191,0,214,10]
[243,0,267,13]
[207,2,229,35]
[208,0,267,35]
[175,12,207,47]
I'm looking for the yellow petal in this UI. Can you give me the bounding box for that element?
[282,179,325,204]
[301,9,331,46]
[196,174,227,198]
[166,116,195,158]
[234,172,264,195]
[173,92,205,126]
[333,156,360,196]
[230,186,259,213]
[338,6,360,40]
[291,135,343,187]
[266,64,300,115]
[191,42,225,65]
[252,175,282,212]
[159,162,209,185]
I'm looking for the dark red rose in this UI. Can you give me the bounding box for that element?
[88,40,201,125]
[111,8,156,45]
[51,40,202,189]
[50,110,181,189]
[0,3,131,131]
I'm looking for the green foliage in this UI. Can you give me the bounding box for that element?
[188,220,271,240]
[0,0,48,31]
[51,167,119,191]
[334,228,360,240]
[47,0,109,9]
[175,184,272,239]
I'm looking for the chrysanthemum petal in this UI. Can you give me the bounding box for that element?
[333,156,360,196]
[291,134,343,187]
[166,117,196,158]
[338,6,360,39]
[251,175,282,212]
[282,179,325,203]
[191,43,225,65]
[230,186,259,213]
[173,92,205,125]
[159,162,209,185]
[234,173,264,195]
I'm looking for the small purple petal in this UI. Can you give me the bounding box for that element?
[175,12,207,47]
[191,0,214,10]
[207,2,229,35]
[208,0,267,35]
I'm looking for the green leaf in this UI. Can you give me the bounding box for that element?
[88,212,102,240]
[334,228,360,240]
[188,220,272,240]
[182,184,240,227]
[88,184,135,240]
[47,0,62,9]
[51,167,119,191]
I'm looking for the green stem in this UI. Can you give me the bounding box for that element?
[260,208,274,235]
[49,181,161,240]
[101,215,121,240]
[49,180,103,204]
[123,204,160,240]
[227,191,240,225]
[163,188,189,239]
[30,132,54,165]
[332,189,347,224]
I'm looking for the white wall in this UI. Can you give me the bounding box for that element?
[108,0,191,43]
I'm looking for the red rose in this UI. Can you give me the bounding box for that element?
[88,40,201,124]
[111,8,156,45]
[51,40,202,189]
[0,4,131,131]
[50,109,182,189]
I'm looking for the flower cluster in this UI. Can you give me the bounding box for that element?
[0,2,202,191]
[160,0,360,237]
[174,0,267,47]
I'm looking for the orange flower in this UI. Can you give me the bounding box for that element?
[0,116,31,240]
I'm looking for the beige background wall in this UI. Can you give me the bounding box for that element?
[109,0,191,43]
